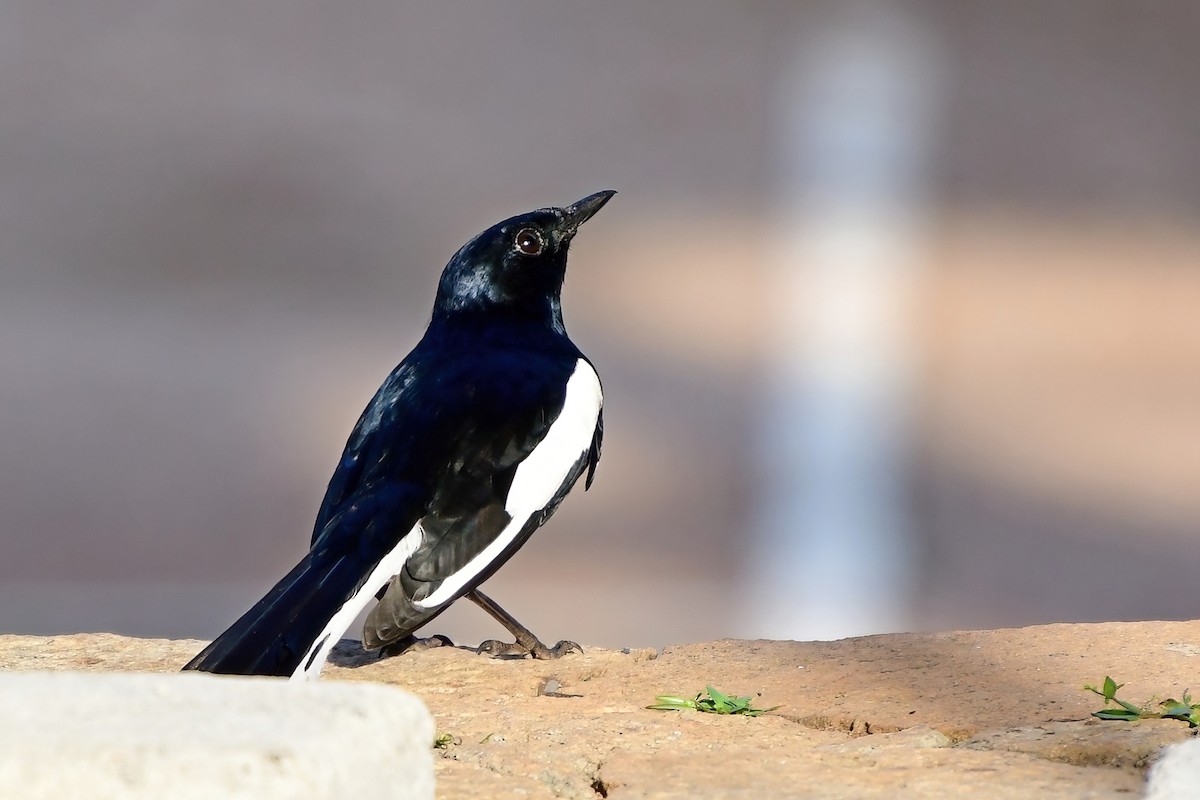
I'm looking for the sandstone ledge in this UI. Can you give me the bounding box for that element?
[2,620,1198,799]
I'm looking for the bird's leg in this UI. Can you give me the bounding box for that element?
[468,588,581,659]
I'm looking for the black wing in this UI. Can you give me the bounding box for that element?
[361,353,603,649]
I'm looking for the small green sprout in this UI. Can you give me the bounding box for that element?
[433,732,459,749]
[647,685,780,717]
[1084,676,1199,728]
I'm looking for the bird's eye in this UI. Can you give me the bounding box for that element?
[514,228,544,256]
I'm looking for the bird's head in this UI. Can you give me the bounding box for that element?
[433,190,616,325]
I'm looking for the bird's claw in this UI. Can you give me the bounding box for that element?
[477,638,582,659]
[379,633,455,659]
[542,639,584,659]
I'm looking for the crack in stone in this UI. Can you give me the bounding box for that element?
[446,744,606,800]
[783,713,903,737]
[589,761,610,798]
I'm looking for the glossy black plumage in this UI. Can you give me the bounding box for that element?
[184,191,613,678]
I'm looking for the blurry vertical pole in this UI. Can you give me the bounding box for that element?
[746,5,942,640]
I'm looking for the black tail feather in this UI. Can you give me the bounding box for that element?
[185,484,423,677]
[182,549,370,677]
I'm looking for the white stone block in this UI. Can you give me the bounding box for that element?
[0,671,434,799]
[1145,737,1200,800]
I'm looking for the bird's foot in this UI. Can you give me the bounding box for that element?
[465,589,582,659]
[477,638,582,660]
[378,633,455,659]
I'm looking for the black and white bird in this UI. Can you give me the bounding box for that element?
[184,190,614,680]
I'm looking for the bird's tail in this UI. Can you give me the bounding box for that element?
[182,547,382,679]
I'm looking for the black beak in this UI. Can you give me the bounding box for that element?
[562,190,617,232]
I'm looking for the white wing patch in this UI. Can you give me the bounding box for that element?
[413,359,602,610]
[290,521,425,681]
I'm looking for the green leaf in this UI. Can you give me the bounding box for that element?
[1092,709,1142,721]
[1160,699,1190,717]
[1102,676,1121,702]
[648,687,780,717]
[1114,697,1144,714]
[646,695,697,711]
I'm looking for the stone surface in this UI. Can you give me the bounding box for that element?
[1,620,1198,798]
[962,719,1189,770]
[0,670,434,800]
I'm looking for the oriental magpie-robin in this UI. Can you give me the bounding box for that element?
[184,190,614,679]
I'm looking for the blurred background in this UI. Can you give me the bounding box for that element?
[2,1,1197,649]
